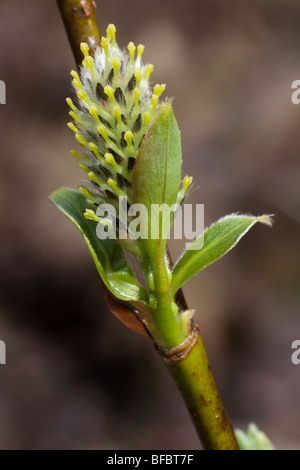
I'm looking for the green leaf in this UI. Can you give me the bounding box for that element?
[132,102,182,261]
[235,424,275,450]
[171,214,272,294]
[51,188,147,303]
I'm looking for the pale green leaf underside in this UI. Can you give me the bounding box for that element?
[51,188,146,302]
[171,214,272,295]
[235,423,275,450]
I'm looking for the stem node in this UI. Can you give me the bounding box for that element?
[156,321,199,362]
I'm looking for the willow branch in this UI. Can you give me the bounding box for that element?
[57,0,101,68]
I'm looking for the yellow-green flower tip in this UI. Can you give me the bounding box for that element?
[137,44,145,60]
[84,209,100,222]
[80,42,90,57]
[66,97,76,110]
[106,24,116,45]
[67,122,77,133]
[183,176,193,191]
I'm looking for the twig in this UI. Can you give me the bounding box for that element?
[57,0,101,67]
[56,0,239,450]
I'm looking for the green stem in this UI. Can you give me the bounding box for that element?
[165,330,239,450]
[151,244,186,348]
[56,0,240,450]
[152,250,239,449]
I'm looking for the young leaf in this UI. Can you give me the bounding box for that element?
[51,188,147,303]
[235,423,275,450]
[132,102,182,261]
[171,214,272,295]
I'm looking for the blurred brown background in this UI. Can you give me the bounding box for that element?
[0,0,299,450]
